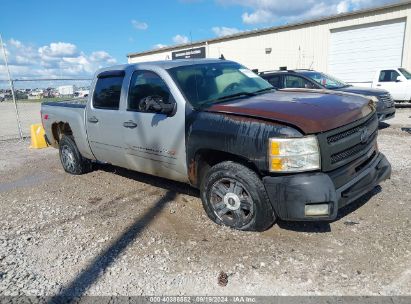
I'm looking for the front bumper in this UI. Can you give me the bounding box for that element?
[377,106,396,121]
[263,153,391,221]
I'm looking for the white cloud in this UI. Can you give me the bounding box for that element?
[89,51,117,64]
[337,1,350,13]
[212,26,242,37]
[38,42,78,58]
[216,0,400,24]
[0,38,117,79]
[153,43,168,49]
[9,39,22,48]
[172,34,190,44]
[131,19,148,30]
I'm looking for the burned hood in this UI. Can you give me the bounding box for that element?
[206,89,374,134]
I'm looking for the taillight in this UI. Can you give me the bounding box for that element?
[41,112,48,129]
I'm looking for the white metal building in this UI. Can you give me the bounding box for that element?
[128,1,411,86]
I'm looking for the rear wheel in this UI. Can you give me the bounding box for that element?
[59,135,92,175]
[200,161,276,231]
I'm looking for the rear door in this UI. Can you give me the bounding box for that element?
[121,69,188,182]
[86,70,128,167]
[264,74,283,89]
[375,69,406,101]
[283,75,320,89]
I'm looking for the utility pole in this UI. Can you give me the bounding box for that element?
[0,33,23,140]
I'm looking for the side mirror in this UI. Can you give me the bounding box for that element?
[396,76,402,82]
[139,95,176,116]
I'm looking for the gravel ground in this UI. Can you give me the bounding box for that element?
[0,109,410,297]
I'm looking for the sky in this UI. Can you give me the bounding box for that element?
[0,0,405,80]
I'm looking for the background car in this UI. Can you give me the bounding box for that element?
[260,69,396,121]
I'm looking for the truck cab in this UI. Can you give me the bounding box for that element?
[259,69,396,121]
[373,68,411,102]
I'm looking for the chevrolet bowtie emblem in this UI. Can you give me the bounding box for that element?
[360,128,370,144]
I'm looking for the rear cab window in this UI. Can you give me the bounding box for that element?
[93,70,125,110]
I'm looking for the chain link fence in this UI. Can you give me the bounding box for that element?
[0,78,92,141]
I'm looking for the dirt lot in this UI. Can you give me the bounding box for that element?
[0,109,410,297]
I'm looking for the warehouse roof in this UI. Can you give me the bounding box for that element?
[127,0,411,58]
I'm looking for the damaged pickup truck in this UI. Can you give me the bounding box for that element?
[41,59,391,231]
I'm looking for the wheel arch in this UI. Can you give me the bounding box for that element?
[51,122,73,144]
[188,148,262,188]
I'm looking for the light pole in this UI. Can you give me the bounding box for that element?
[0,33,23,140]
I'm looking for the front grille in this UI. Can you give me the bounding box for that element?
[330,132,377,164]
[378,93,395,107]
[317,113,379,172]
[327,115,375,144]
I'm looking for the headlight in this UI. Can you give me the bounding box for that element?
[365,95,378,109]
[268,136,320,172]
[365,95,379,102]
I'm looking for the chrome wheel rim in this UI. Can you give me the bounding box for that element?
[210,178,254,228]
[61,145,76,172]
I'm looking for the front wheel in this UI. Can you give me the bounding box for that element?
[59,135,92,175]
[200,161,276,231]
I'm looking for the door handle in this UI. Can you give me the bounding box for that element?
[88,116,99,123]
[376,84,381,87]
[123,121,138,128]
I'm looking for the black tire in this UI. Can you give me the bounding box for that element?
[200,161,276,231]
[59,135,92,175]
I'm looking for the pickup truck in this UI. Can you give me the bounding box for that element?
[259,69,396,121]
[41,59,391,231]
[366,68,411,102]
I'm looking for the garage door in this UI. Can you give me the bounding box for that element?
[328,20,406,84]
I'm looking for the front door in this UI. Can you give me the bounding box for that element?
[121,69,188,182]
[86,71,128,168]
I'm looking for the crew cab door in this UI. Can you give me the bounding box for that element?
[263,74,284,89]
[375,69,406,101]
[283,75,321,89]
[85,70,128,168]
[121,69,188,182]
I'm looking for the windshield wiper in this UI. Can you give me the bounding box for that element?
[216,91,256,102]
[253,87,275,94]
[197,91,259,109]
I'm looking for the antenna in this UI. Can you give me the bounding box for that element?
[309,55,314,70]
[189,31,200,102]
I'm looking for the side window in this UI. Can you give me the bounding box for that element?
[93,75,124,110]
[128,70,172,112]
[266,75,282,88]
[284,75,317,89]
[379,70,400,82]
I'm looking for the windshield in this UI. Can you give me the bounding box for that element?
[399,68,411,80]
[167,62,273,108]
[300,71,348,89]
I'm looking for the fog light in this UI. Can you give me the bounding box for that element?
[305,204,329,216]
